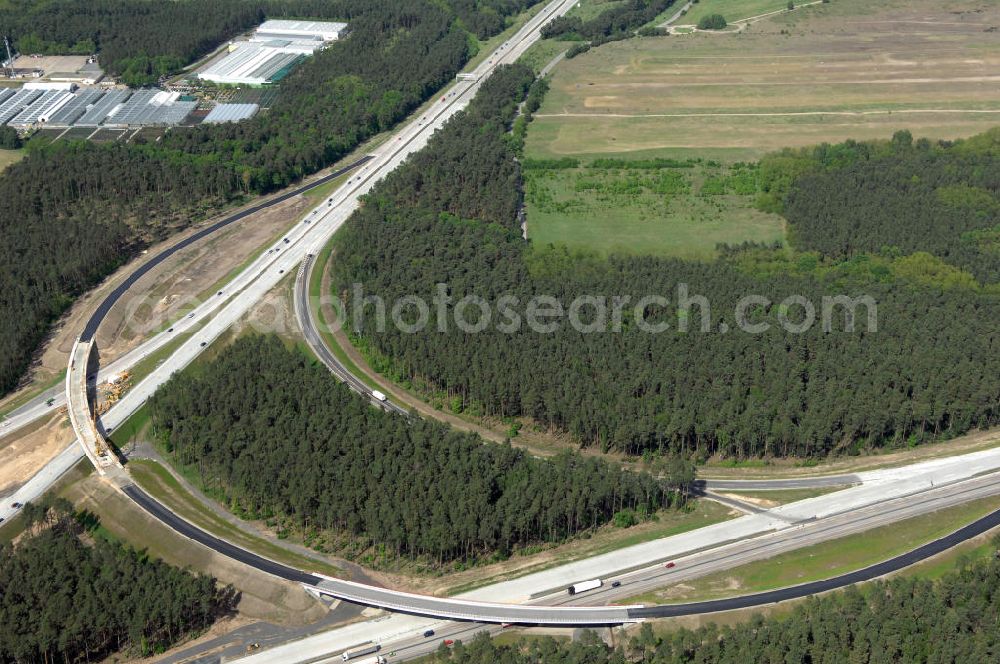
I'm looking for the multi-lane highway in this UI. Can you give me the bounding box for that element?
[1,0,999,661]
[235,467,1000,663]
[0,156,372,440]
[1,0,581,524]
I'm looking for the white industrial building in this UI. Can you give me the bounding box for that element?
[252,19,348,42]
[198,18,347,86]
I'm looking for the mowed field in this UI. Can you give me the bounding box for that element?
[0,148,23,172]
[673,0,799,27]
[526,0,1000,160]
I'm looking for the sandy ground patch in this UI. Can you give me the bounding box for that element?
[719,493,780,508]
[0,413,73,496]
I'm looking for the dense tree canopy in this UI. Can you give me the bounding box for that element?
[0,498,233,663]
[148,335,683,565]
[430,549,1000,663]
[0,0,539,85]
[332,61,1000,459]
[763,129,1000,283]
[0,0,541,397]
[541,0,676,43]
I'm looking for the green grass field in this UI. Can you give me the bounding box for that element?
[524,159,784,258]
[625,494,1000,604]
[129,458,344,577]
[681,0,798,25]
[721,486,844,504]
[0,148,23,172]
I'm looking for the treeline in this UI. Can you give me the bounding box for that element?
[0,0,538,85]
[0,0,266,85]
[762,129,1000,284]
[147,335,683,565]
[0,498,234,663]
[430,549,1000,662]
[331,60,1000,458]
[541,0,675,43]
[0,127,20,151]
[0,0,536,397]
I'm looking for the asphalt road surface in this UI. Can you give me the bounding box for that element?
[698,475,861,491]
[293,255,408,416]
[0,156,372,440]
[123,484,320,586]
[80,156,373,342]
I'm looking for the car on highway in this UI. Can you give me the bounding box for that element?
[423,629,434,638]
[168,328,174,333]
[10,502,22,509]
[611,580,621,588]
[217,291,223,296]
[0,517,4,524]
[200,342,207,347]
[283,238,290,244]
[665,562,676,569]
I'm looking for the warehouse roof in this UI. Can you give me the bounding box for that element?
[203,103,259,124]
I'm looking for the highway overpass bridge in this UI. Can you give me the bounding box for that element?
[66,338,122,474]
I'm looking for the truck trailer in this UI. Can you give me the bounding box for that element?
[567,578,602,595]
[341,642,380,661]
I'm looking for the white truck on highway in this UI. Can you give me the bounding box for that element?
[371,390,387,402]
[567,578,602,595]
[341,642,381,661]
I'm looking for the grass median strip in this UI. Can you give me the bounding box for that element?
[442,499,735,596]
[128,458,343,578]
[624,494,1000,605]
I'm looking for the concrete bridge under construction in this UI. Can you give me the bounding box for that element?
[66,338,123,475]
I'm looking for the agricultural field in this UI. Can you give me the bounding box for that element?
[526,0,1000,160]
[678,0,801,26]
[524,158,785,258]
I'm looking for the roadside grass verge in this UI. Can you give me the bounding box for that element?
[0,369,66,420]
[623,494,1000,605]
[718,487,844,505]
[128,458,343,578]
[0,458,93,544]
[442,499,735,596]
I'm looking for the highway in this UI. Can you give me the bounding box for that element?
[0,0,997,659]
[293,254,408,415]
[235,468,1000,663]
[0,155,372,441]
[2,0,581,521]
[695,474,861,491]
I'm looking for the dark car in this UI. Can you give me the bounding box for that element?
[611,580,621,588]
[11,502,22,509]
[665,562,676,569]
[200,342,207,347]
[423,630,435,638]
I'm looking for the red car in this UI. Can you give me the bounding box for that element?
[665,562,676,569]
